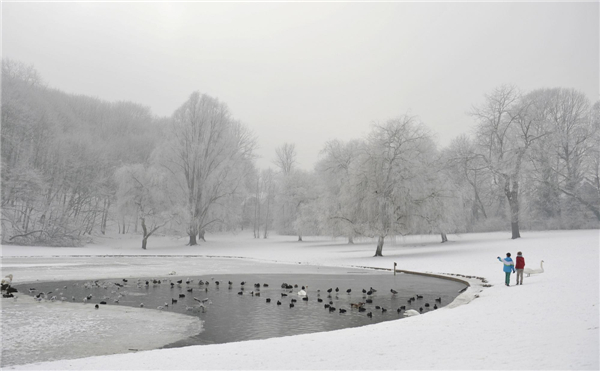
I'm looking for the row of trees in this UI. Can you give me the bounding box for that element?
[2,59,598,255]
[263,86,599,254]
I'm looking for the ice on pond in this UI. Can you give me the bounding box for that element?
[1,296,202,367]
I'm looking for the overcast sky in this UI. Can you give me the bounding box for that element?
[3,2,598,170]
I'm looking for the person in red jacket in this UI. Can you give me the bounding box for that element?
[515,251,526,285]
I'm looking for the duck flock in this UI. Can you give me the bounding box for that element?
[6,274,445,319]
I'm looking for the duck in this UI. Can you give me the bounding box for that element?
[339,308,347,313]
[277,300,282,305]
[433,304,438,309]
[367,312,373,318]
[346,289,351,294]
[390,289,398,294]
[302,296,309,301]
[524,260,544,277]
[266,298,271,303]
[435,297,442,303]
[289,303,295,308]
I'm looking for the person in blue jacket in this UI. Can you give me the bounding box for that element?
[497,253,516,286]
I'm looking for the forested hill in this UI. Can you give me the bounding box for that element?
[2,60,164,245]
[2,59,598,251]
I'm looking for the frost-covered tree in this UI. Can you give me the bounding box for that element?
[273,143,297,175]
[529,89,599,223]
[316,139,365,243]
[471,85,549,239]
[357,116,439,256]
[273,169,314,240]
[115,164,174,249]
[444,135,494,230]
[156,92,256,245]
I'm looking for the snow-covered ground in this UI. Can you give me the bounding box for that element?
[1,229,598,370]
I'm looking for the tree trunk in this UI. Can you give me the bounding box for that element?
[298,235,302,242]
[141,217,148,249]
[188,220,198,245]
[441,233,448,243]
[505,178,521,239]
[348,236,354,244]
[374,236,384,257]
[198,229,206,242]
[100,198,109,235]
[263,194,271,239]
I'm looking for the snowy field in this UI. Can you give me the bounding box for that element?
[1,229,598,370]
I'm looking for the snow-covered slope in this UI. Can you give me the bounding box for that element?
[1,229,598,370]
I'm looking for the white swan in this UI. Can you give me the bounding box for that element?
[1,274,13,286]
[403,309,420,317]
[524,260,544,277]
[298,286,307,296]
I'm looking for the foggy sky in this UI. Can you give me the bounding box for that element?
[3,2,598,170]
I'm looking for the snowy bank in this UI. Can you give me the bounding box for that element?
[1,229,598,370]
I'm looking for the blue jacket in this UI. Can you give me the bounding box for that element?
[498,257,515,273]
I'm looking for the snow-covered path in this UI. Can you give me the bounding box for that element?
[1,230,598,370]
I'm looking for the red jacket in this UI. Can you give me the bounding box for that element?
[516,256,525,269]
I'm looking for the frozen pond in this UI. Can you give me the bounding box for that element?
[12,271,465,352]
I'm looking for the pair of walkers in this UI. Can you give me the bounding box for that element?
[497,252,525,286]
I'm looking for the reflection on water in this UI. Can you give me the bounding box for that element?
[15,272,465,348]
